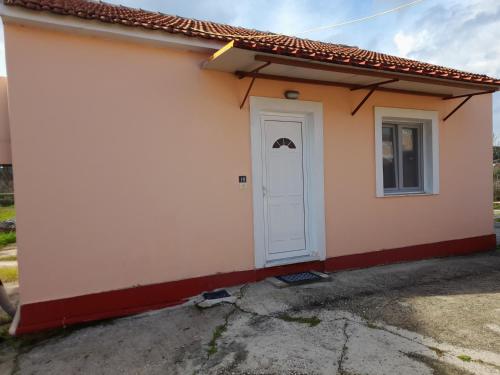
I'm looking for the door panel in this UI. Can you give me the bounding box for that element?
[263,120,308,261]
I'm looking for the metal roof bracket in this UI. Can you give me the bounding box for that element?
[351,79,399,116]
[238,62,272,109]
[442,90,496,122]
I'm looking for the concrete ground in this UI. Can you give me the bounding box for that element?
[0,244,17,268]
[1,251,500,375]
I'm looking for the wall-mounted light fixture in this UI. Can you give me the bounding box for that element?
[284,90,300,100]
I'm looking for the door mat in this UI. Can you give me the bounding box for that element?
[277,271,322,284]
[268,270,330,288]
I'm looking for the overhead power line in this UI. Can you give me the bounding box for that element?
[186,0,425,39]
[298,0,426,35]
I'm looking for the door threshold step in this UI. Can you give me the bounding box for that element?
[267,270,330,288]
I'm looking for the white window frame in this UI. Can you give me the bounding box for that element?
[375,107,439,197]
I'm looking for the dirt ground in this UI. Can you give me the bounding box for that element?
[1,251,500,374]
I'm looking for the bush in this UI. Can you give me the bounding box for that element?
[0,232,16,248]
[0,206,15,222]
[0,198,14,207]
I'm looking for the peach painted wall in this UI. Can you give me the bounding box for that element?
[4,24,493,305]
[0,76,11,164]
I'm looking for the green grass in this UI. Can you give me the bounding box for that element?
[207,324,226,356]
[278,314,321,327]
[0,232,16,248]
[0,255,16,262]
[428,346,445,358]
[0,206,15,222]
[494,202,500,210]
[0,267,18,283]
[457,354,472,362]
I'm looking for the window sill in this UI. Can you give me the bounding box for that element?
[379,192,437,198]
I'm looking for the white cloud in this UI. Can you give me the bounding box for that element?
[393,30,428,58]
[389,0,500,133]
[391,0,500,77]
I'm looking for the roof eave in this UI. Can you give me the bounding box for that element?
[232,44,500,92]
[0,3,225,52]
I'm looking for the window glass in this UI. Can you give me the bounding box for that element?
[382,126,397,189]
[401,127,420,188]
[272,138,296,149]
[382,123,422,194]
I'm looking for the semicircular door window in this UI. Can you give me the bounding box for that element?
[272,138,296,149]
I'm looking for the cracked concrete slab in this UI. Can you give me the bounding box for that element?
[12,304,235,375]
[341,318,433,375]
[1,251,500,374]
[205,310,346,374]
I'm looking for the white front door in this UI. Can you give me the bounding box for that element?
[263,118,309,261]
[250,97,326,269]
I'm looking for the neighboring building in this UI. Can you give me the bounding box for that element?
[1,0,498,334]
[0,76,10,165]
[0,76,13,205]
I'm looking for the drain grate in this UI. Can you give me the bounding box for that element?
[276,271,323,285]
[202,289,231,300]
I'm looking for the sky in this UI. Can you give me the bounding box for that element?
[0,0,499,134]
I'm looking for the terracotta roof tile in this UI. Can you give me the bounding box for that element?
[5,0,500,87]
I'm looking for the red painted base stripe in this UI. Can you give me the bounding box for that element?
[324,234,496,271]
[15,234,495,335]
